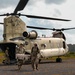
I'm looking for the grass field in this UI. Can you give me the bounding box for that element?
[0,52,5,63]
[44,52,75,60]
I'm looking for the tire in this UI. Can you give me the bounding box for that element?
[39,59,41,63]
[56,58,62,63]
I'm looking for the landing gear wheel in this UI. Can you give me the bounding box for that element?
[39,59,41,63]
[56,58,62,63]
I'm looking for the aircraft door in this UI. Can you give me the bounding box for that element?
[8,44,16,60]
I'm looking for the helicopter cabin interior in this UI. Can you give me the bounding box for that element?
[0,43,16,61]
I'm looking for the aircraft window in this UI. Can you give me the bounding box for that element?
[50,41,62,48]
[49,40,51,43]
[41,44,47,48]
[63,41,66,49]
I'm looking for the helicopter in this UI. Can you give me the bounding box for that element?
[0,0,73,64]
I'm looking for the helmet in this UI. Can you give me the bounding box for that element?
[34,42,37,46]
[6,47,9,49]
[20,43,24,46]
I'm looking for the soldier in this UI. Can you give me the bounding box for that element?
[5,47,10,64]
[18,44,25,54]
[31,43,40,71]
[17,44,25,70]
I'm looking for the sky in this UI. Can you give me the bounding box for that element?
[0,0,75,44]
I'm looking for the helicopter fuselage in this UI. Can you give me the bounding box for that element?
[24,37,68,58]
[0,16,69,63]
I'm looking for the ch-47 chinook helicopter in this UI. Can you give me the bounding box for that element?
[0,0,72,64]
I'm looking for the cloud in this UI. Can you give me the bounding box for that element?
[28,0,66,6]
[53,9,61,17]
[0,0,75,44]
[0,0,66,9]
[65,32,75,44]
[44,0,66,5]
[0,0,19,9]
[27,0,37,6]
[0,26,3,40]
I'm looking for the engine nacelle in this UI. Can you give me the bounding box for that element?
[23,30,38,39]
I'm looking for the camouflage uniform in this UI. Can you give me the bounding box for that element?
[4,47,10,64]
[31,43,40,71]
[16,44,25,70]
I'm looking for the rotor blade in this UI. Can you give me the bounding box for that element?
[0,13,20,16]
[27,26,53,30]
[53,29,62,31]
[53,27,75,31]
[14,0,29,14]
[61,27,75,31]
[0,22,4,24]
[22,14,71,21]
[0,14,6,16]
[0,13,71,22]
